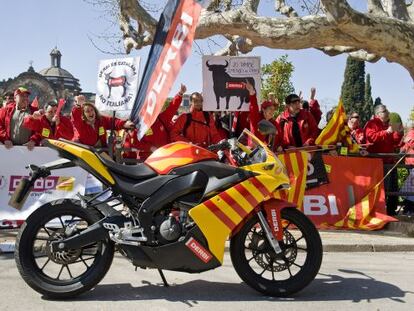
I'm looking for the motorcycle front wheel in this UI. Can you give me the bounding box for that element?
[230,207,322,297]
[14,199,114,299]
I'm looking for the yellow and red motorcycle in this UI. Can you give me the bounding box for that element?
[12,122,322,299]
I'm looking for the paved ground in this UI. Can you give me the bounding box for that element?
[1,252,414,311]
[3,229,414,253]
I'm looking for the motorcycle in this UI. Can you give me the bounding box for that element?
[11,120,322,299]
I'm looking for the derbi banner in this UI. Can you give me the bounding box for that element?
[281,154,396,230]
[130,0,211,139]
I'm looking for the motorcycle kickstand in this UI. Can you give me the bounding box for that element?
[158,269,169,287]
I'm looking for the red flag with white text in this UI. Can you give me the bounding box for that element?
[130,0,211,139]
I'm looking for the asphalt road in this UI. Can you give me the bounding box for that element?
[1,252,414,311]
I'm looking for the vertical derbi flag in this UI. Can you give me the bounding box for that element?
[130,0,211,139]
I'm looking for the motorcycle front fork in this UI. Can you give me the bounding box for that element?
[257,210,283,254]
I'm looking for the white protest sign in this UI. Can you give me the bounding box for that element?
[95,57,141,111]
[202,56,261,111]
[0,146,88,227]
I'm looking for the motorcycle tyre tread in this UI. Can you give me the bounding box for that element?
[14,199,114,299]
[230,207,323,297]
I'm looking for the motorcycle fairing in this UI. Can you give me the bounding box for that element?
[145,142,218,174]
[189,174,287,263]
[45,139,115,185]
[119,226,221,273]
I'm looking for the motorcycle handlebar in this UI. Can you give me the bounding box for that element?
[208,140,231,152]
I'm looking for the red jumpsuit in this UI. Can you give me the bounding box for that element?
[71,106,126,147]
[23,115,74,144]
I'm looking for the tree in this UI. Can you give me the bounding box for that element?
[114,0,414,81]
[363,73,374,125]
[341,56,365,119]
[261,54,294,114]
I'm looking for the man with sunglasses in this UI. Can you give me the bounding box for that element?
[171,91,221,148]
[276,93,319,149]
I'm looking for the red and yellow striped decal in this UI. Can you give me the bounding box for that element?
[189,175,280,263]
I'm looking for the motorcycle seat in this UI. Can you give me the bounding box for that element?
[55,139,158,180]
[97,153,158,180]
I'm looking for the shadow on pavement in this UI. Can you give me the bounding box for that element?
[55,269,413,305]
[0,253,14,260]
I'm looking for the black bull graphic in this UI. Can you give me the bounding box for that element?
[206,60,256,110]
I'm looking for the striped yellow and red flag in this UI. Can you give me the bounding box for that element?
[316,100,359,153]
[333,182,397,230]
[272,151,308,209]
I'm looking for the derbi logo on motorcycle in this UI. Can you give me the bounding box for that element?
[185,237,213,263]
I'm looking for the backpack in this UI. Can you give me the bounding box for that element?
[183,112,210,136]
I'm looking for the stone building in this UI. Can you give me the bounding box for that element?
[0,48,94,112]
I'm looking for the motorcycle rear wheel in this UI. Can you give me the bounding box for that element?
[230,207,322,297]
[14,199,114,299]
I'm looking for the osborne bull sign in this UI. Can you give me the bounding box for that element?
[202,56,261,112]
[95,57,141,111]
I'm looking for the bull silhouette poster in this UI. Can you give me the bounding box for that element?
[202,56,261,111]
[95,57,141,111]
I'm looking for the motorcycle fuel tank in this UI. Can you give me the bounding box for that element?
[145,142,218,174]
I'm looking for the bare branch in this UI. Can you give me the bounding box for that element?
[214,35,254,55]
[367,0,388,17]
[275,0,299,17]
[109,0,414,80]
[319,46,381,62]
[408,1,414,21]
[380,0,411,21]
[119,0,157,53]
[243,0,260,12]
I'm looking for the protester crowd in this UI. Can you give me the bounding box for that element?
[0,84,413,215]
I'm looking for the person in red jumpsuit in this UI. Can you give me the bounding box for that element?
[23,101,74,144]
[171,91,221,148]
[71,95,134,147]
[276,94,319,149]
[122,84,187,160]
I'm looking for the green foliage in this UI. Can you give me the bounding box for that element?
[409,107,414,122]
[363,73,374,126]
[341,56,366,122]
[398,167,409,193]
[261,55,295,115]
[389,112,402,125]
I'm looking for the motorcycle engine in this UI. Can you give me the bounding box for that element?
[154,214,182,244]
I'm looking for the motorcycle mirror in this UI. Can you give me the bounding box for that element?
[258,120,277,135]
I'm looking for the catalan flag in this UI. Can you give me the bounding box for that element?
[333,182,397,230]
[316,100,359,153]
[272,151,308,209]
